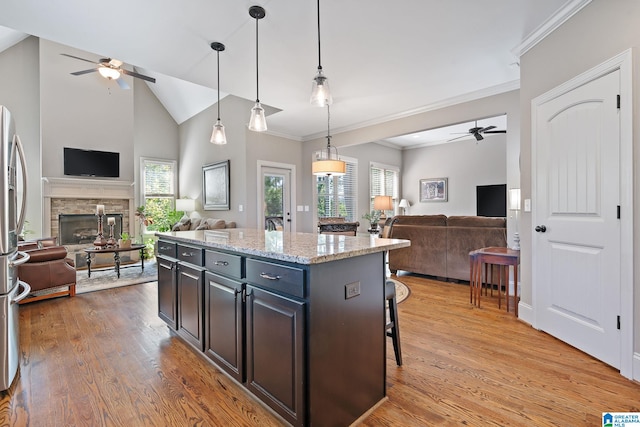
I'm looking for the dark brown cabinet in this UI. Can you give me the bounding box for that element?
[177,262,205,351]
[246,285,305,427]
[204,271,244,382]
[157,255,178,329]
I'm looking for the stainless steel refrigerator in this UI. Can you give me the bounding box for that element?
[0,105,32,391]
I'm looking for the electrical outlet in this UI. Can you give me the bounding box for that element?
[345,281,360,299]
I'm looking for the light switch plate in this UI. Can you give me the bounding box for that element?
[524,199,531,212]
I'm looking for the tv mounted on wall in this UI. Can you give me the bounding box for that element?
[476,184,507,217]
[63,147,120,178]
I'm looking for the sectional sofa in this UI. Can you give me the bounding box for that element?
[387,215,507,282]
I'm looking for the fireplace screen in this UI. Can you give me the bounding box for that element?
[59,214,123,245]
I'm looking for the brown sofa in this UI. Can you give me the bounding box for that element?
[388,215,507,281]
[17,245,77,304]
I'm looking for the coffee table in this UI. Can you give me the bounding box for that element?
[83,244,146,278]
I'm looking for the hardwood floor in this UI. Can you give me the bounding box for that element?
[2,274,639,426]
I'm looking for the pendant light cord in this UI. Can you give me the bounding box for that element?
[326,104,331,157]
[316,0,322,70]
[216,49,221,121]
[255,15,260,102]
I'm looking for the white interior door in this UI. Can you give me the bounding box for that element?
[260,165,293,232]
[533,69,620,368]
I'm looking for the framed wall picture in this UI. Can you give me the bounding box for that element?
[203,160,230,210]
[420,177,448,202]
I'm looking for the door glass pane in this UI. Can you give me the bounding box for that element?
[264,174,284,230]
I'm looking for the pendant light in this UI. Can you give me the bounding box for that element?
[210,42,227,145]
[248,5,267,132]
[310,0,332,107]
[312,104,345,176]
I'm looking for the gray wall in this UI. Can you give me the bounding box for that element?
[0,36,40,238]
[0,37,179,237]
[519,0,640,371]
[401,135,506,217]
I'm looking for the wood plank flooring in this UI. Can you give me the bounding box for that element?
[1,274,639,426]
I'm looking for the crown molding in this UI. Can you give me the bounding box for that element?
[511,0,592,58]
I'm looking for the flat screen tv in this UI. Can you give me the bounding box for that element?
[476,184,506,217]
[64,147,120,178]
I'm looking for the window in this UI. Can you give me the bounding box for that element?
[140,158,178,232]
[369,162,399,212]
[315,154,358,221]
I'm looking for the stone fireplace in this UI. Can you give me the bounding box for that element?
[58,213,123,245]
[43,177,136,268]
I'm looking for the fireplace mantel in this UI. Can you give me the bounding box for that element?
[43,177,135,238]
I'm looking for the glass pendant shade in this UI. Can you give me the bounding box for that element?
[98,67,121,80]
[248,101,267,132]
[310,69,332,107]
[210,120,227,145]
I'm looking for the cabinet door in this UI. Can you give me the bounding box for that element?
[157,255,177,329]
[246,285,305,427]
[204,272,244,382]
[177,263,205,351]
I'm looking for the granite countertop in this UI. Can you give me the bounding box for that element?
[156,228,410,265]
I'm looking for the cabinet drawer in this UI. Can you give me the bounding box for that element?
[177,244,204,266]
[246,258,305,299]
[157,240,177,258]
[205,250,243,279]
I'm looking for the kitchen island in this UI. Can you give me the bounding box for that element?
[155,229,410,427]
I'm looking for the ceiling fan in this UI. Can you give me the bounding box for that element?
[447,120,506,142]
[61,53,156,89]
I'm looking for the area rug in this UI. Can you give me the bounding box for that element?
[76,258,158,294]
[388,277,410,304]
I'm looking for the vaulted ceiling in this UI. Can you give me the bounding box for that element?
[0,0,586,142]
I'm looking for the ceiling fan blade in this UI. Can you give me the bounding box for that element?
[71,68,98,76]
[115,77,130,90]
[447,134,472,142]
[479,125,496,133]
[121,69,156,83]
[483,130,507,134]
[474,133,484,141]
[61,53,97,64]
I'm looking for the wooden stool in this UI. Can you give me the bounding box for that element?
[386,280,402,366]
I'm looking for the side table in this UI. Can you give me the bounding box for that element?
[470,247,520,315]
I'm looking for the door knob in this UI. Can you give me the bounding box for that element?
[535,225,547,233]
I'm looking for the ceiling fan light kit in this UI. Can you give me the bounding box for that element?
[98,66,120,80]
[310,0,332,107]
[210,41,227,145]
[248,5,267,132]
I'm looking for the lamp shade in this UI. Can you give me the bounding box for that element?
[374,195,393,211]
[509,188,521,211]
[398,199,410,209]
[176,198,196,213]
[312,159,345,176]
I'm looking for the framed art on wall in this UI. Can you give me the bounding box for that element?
[203,160,230,210]
[420,177,448,202]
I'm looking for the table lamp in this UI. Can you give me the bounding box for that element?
[374,195,393,221]
[176,198,196,218]
[398,199,410,215]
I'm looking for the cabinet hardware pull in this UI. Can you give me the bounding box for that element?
[181,252,193,257]
[214,261,229,266]
[259,272,281,281]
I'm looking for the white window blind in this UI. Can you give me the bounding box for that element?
[315,154,358,222]
[369,162,399,212]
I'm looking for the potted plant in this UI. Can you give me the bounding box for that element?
[118,232,131,248]
[362,211,381,232]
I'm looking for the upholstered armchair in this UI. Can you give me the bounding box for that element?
[17,245,76,304]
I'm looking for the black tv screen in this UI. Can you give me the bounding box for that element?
[476,184,506,217]
[64,147,120,178]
